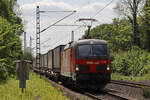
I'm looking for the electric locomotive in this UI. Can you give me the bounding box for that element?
[61,39,111,89]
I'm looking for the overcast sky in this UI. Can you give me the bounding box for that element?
[18,0,118,54]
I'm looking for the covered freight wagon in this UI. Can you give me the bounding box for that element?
[43,53,48,69]
[53,45,65,72]
[47,49,53,71]
[40,54,44,68]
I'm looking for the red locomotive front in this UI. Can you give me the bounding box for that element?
[61,39,111,89]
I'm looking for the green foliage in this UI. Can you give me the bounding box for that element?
[113,0,144,46]
[85,0,150,51]
[23,52,34,61]
[84,18,132,52]
[142,87,150,98]
[0,59,9,80]
[140,0,150,50]
[0,0,23,81]
[0,16,22,80]
[0,0,23,36]
[111,47,150,77]
[0,0,21,23]
[0,17,22,58]
[111,73,150,81]
[143,0,150,21]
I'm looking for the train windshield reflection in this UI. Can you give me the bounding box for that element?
[78,44,107,57]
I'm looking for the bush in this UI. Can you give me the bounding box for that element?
[0,17,22,80]
[0,59,9,80]
[143,87,150,98]
[111,46,150,77]
[23,52,33,61]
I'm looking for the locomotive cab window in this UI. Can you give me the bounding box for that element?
[93,45,107,56]
[78,45,91,57]
[77,44,108,58]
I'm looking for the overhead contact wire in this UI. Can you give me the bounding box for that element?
[92,0,114,18]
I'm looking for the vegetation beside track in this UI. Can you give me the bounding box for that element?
[142,87,150,98]
[111,47,150,82]
[0,0,23,80]
[111,46,150,78]
[111,73,150,82]
[0,72,69,100]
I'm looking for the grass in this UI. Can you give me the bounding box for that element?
[0,72,69,100]
[111,72,150,82]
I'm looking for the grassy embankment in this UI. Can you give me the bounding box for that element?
[0,72,69,100]
[111,47,150,82]
[111,72,150,81]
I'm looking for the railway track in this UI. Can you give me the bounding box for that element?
[103,88,138,100]
[46,76,134,100]
[35,72,139,100]
[83,92,102,100]
[111,80,150,88]
[83,88,137,100]
[82,79,150,100]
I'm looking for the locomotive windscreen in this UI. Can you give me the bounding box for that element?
[77,44,107,58]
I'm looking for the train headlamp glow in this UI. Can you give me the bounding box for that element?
[107,65,110,71]
[75,65,79,71]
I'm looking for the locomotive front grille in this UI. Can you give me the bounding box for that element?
[96,64,107,71]
[78,64,90,71]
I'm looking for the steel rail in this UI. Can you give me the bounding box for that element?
[104,91,130,100]
[111,80,150,88]
[83,92,102,100]
[83,89,131,100]
[104,88,139,100]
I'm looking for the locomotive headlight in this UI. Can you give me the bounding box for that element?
[106,65,110,71]
[75,65,79,71]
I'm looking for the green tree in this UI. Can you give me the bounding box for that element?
[85,18,132,52]
[0,0,23,80]
[0,17,22,80]
[112,46,150,76]
[114,0,144,46]
[143,0,150,50]
[0,0,23,35]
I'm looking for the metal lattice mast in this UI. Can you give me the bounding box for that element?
[36,6,40,69]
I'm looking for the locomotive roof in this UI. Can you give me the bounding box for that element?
[48,39,108,51]
[72,39,107,46]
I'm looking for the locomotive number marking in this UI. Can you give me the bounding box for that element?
[86,62,99,64]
